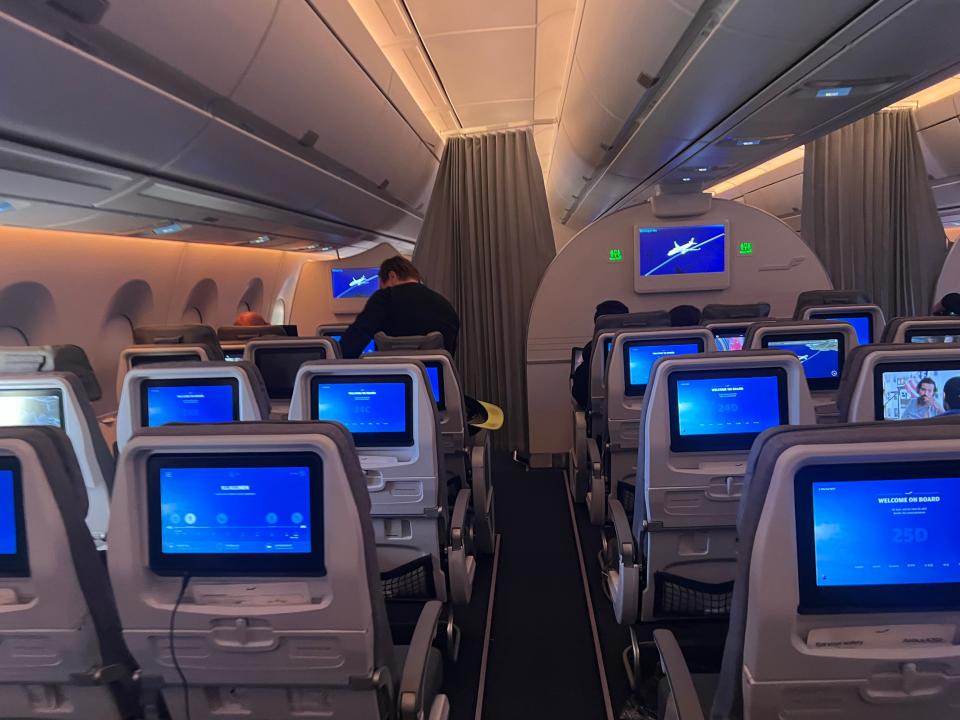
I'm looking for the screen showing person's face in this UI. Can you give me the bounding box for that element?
[918,381,937,405]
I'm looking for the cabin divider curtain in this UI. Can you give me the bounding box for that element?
[413,130,555,451]
[801,108,946,317]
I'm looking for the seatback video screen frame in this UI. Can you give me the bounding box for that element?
[906,328,960,345]
[0,388,64,429]
[634,221,731,294]
[762,332,845,391]
[873,361,960,421]
[810,311,872,346]
[309,374,414,448]
[0,456,29,577]
[139,378,240,428]
[254,346,328,401]
[622,338,704,397]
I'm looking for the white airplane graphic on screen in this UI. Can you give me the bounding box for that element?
[667,238,701,257]
[349,274,376,288]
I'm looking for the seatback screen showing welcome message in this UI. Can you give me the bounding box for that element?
[812,477,960,587]
[310,375,413,447]
[141,379,239,428]
[669,368,787,452]
[624,339,702,396]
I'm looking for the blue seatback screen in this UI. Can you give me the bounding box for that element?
[324,333,374,354]
[795,460,960,613]
[331,267,380,299]
[148,453,324,576]
[0,389,63,428]
[669,368,787,452]
[815,313,871,345]
[425,363,445,409]
[310,375,414,447]
[765,333,844,391]
[141,379,239,428]
[873,363,960,420]
[0,458,28,576]
[638,224,725,277]
[624,340,702,396]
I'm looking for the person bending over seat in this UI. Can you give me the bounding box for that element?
[339,256,460,359]
[669,304,702,327]
[234,311,268,326]
[570,300,630,408]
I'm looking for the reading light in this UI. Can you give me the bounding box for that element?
[0,200,13,214]
[697,167,708,173]
[681,177,692,182]
[250,235,270,245]
[152,223,184,236]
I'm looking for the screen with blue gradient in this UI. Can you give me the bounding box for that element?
[426,365,442,404]
[628,342,701,388]
[145,384,236,427]
[638,224,725,277]
[158,465,312,554]
[0,470,16,555]
[331,267,380,299]
[821,314,871,345]
[315,381,407,433]
[0,390,62,428]
[326,334,375,354]
[768,338,840,379]
[675,375,782,436]
[812,477,960,587]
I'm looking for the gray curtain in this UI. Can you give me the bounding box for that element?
[802,108,946,317]
[413,130,556,451]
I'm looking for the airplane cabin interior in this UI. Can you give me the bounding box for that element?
[2,1,960,718]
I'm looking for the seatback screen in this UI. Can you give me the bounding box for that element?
[764,333,844,391]
[331,267,380,299]
[255,346,327,400]
[623,339,703,396]
[140,378,239,428]
[424,362,445,410]
[130,352,202,368]
[668,368,788,452]
[714,333,745,352]
[147,452,324,576]
[906,329,960,344]
[637,224,725,277]
[0,458,28,576]
[223,349,245,363]
[0,388,63,428]
[310,374,413,447]
[322,333,374,354]
[873,362,960,421]
[812,312,872,345]
[795,460,960,612]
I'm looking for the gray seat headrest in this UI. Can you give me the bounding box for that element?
[133,324,224,361]
[374,331,445,351]
[0,345,102,402]
[594,310,672,332]
[793,289,872,319]
[217,325,288,341]
[701,303,771,321]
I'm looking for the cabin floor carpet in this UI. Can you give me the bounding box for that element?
[478,453,607,720]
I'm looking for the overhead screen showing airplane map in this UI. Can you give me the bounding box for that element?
[331,267,380,299]
[637,224,726,277]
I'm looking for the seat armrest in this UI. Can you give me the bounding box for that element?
[587,439,606,524]
[399,600,444,720]
[608,498,635,565]
[653,629,705,720]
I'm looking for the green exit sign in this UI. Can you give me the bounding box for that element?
[609,249,623,262]
[739,242,754,255]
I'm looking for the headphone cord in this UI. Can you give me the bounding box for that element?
[170,574,192,720]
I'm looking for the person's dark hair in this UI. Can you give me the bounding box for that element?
[918,377,937,392]
[379,256,421,283]
[942,293,960,316]
[594,300,629,323]
[944,376,960,410]
[669,304,702,327]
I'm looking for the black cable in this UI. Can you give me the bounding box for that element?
[170,574,192,720]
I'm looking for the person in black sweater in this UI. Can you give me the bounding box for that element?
[339,256,460,359]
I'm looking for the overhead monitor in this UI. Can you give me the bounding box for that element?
[810,311,872,345]
[0,457,28,577]
[0,388,63,428]
[140,378,240,428]
[424,361,446,410]
[763,332,844,391]
[310,374,413,448]
[130,352,202,368]
[873,361,960,421]
[623,338,704,396]
[254,346,327,400]
[795,460,960,613]
[331,267,380,299]
[906,328,960,345]
[634,222,730,293]
[147,452,323,576]
[714,329,746,352]
[668,367,788,452]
